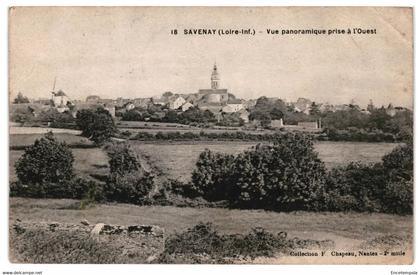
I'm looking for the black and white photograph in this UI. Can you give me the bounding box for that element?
[6,6,414,267]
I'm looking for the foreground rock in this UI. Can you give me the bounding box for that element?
[9,220,165,264]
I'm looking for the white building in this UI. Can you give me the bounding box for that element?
[222,102,244,113]
[169,96,186,110]
[181,102,194,112]
[52,90,69,107]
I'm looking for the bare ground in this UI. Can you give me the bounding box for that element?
[9,197,413,264]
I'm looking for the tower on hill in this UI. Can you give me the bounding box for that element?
[211,63,220,90]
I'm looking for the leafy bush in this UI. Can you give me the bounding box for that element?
[105,142,141,175]
[381,144,413,214]
[103,142,154,204]
[76,108,117,144]
[104,170,154,204]
[191,150,235,201]
[325,144,413,214]
[231,134,327,210]
[160,222,288,262]
[10,176,104,201]
[325,163,385,212]
[14,132,74,188]
[158,222,332,263]
[191,133,327,211]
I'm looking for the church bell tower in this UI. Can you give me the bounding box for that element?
[211,63,220,90]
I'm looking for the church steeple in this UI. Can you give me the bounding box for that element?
[211,63,220,90]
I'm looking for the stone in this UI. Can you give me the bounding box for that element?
[127,225,164,237]
[80,219,90,226]
[90,223,105,235]
[48,222,60,232]
[146,255,157,263]
[13,223,25,234]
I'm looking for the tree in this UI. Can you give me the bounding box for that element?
[15,132,74,187]
[217,112,244,127]
[163,110,179,123]
[104,142,154,204]
[309,102,321,116]
[192,133,327,211]
[121,110,143,121]
[106,142,141,175]
[230,133,327,210]
[162,91,173,98]
[76,107,117,144]
[13,92,30,104]
[249,97,287,127]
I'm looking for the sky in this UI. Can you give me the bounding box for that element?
[9,7,413,108]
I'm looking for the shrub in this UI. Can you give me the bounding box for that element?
[160,222,287,261]
[104,142,154,204]
[230,134,327,211]
[14,132,74,190]
[10,175,104,201]
[381,144,413,214]
[325,163,385,212]
[76,108,117,145]
[104,170,154,204]
[191,133,327,211]
[325,144,413,214]
[158,222,329,263]
[191,149,235,201]
[105,142,141,176]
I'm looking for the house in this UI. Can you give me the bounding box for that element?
[270,118,284,129]
[294,98,312,115]
[297,121,319,129]
[181,102,194,112]
[334,104,351,111]
[152,97,167,106]
[114,97,131,107]
[198,102,222,114]
[86,95,100,103]
[169,96,186,110]
[238,109,250,124]
[33,98,52,105]
[243,99,257,109]
[133,98,152,109]
[73,102,116,118]
[10,103,51,120]
[386,104,397,117]
[124,102,136,111]
[52,90,69,108]
[222,99,244,113]
[104,104,116,117]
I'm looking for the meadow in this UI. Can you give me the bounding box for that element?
[9,132,399,184]
[9,197,413,264]
[9,133,107,182]
[8,132,411,264]
[129,140,400,183]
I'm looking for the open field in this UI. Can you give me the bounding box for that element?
[130,141,400,182]
[9,132,400,184]
[9,126,82,135]
[9,197,412,243]
[9,197,413,264]
[9,148,108,182]
[10,133,92,147]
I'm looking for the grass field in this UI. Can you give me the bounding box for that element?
[9,132,400,184]
[9,148,108,182]
[9,133,92,147]
[9,197,413,256]
[130,140,400,183]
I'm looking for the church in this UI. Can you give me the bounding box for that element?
[198,64,229,104]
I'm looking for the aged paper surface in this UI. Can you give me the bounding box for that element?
[8,7,413,264]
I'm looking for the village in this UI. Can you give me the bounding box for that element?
[10,63,407,133]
